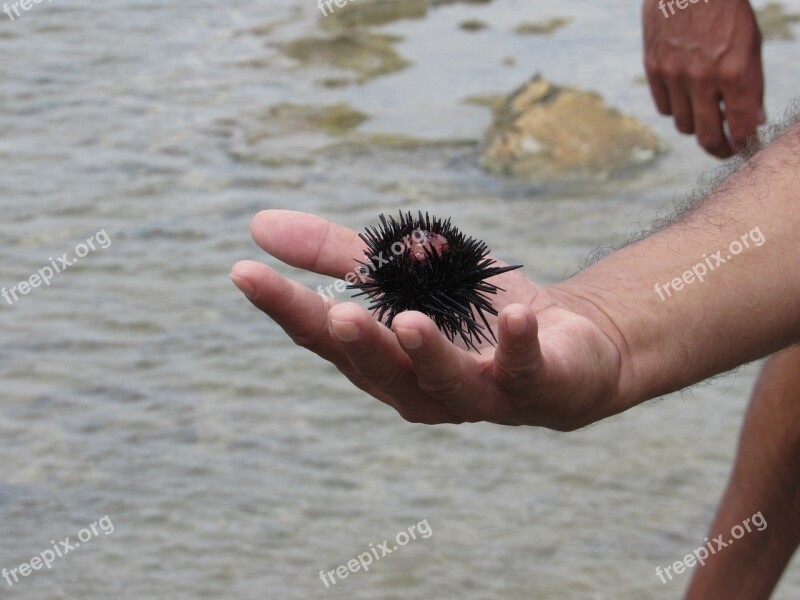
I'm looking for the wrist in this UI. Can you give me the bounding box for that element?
[545,282,640,414]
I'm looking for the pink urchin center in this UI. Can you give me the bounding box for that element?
[405,232,449,262]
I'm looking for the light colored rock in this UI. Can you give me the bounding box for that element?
[756,2,800,41]
[514,17,571,35]
[482,76,662,180]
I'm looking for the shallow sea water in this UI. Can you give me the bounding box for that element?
[1,0,800,598]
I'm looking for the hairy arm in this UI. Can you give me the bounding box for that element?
[550,122,800,411]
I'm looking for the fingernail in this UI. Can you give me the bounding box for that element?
[506,312,528,336]
[230,273,257,299]
[331,319,361,342]
[396,327,423,350]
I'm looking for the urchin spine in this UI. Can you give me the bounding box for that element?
[348,211,522,351]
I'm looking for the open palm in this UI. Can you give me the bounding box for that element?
[231,210,625,430]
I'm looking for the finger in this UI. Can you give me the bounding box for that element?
[493,304,544,395]
[722,57,765,151]
[668,88,694,134]
[251,210,365,279]
[230,260,345,362]
[754,54,766,126]
[392,311,493,422]
[328,303,458,424]
[691,89,733,159]
[646,72,672,115]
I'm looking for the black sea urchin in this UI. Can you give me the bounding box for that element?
[348,211,523,351]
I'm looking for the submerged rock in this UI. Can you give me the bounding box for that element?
[431,0,493,4]
[482,76,662,180]
[319,0,494,31]
[321,133,477,154]
[283,32,409,83]
[514,17,571,35]
[295,0,500,86]
[463,93,506,110]
[223,103,369,168]
[320,77,352,88]
[222,102,481,166]
[756,2,800,40]
[321,0,428,30]
[246,103,369,142]
[460,19,488,31]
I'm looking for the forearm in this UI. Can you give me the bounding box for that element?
[684,347,800,599]
[550,122,800,410]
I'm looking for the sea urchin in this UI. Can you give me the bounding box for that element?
[348,211,523,351]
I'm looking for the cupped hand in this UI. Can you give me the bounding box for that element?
[643,0,765,158]
[231,210,624,430]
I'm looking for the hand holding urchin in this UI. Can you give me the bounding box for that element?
[348,211,523,351]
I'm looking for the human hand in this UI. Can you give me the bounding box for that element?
[642,0,765,158]
[230,210,624,430]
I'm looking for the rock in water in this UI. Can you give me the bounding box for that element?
[755,2,800,41]
[321,0,428,30]
[482,76,662,181]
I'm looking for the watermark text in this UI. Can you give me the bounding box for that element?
[655,511,766,584]
[4,0,54,22]
[658,0,710,19]
[2,515,115,587]
[318,519,432,588]
[654,226,765,301]
[2,228,111,307]
[317,228,427,301]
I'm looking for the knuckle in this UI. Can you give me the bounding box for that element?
[659,64,683,82]
[687,67,712,86]
[719,65,745,87]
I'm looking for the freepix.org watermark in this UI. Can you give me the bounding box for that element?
[655,511,767,584]
[657,0,711,19]
[316,227,427,301]
[2,515,115,588]
[654,226,765,302]
[1,228,111,307]
[318,519,432,588]
[3,0,54,22]
[317,0,355,18]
